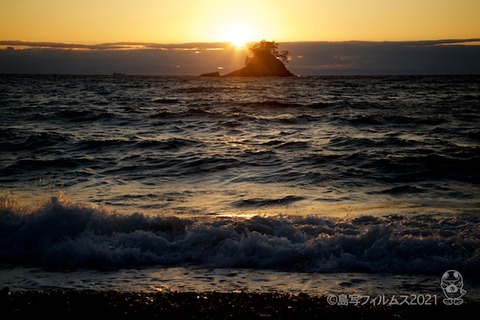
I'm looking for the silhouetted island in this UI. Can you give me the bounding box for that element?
[201,40,295,77]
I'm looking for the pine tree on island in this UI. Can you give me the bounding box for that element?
[245,40,289,67]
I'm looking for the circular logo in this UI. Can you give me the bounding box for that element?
[440,270,466,305]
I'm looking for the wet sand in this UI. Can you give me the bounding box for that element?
[0,288,475,320]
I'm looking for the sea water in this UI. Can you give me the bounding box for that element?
[1,75,479,299]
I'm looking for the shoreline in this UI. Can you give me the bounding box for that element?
[1,288,477,320]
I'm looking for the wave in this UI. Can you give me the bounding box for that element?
[56,109,115,122]
[73,137,201,152]
[232,195,306,208]
[1,194,478,275]
[0,132,70,152]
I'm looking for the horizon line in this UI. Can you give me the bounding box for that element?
[2,38,480,51]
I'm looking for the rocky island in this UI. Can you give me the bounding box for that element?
[201,40,295,77]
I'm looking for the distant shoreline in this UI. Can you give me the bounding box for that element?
[2,39,479,75]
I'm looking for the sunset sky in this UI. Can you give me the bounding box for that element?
[2,0,480,44]
[2,0,479,75]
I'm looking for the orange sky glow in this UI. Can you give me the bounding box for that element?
[1,0,479,45]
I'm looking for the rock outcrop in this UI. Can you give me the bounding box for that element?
[224,51,294,77]
[200,41,295,77]
[200,71,221,77]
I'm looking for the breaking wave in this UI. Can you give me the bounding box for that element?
[1,194,478,275]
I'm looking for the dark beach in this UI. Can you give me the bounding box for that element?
[1,288,476,320]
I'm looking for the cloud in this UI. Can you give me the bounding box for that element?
[1,39,479,75]
[282,39,480,75]
[0,40,230,51]
[0,41,243,75]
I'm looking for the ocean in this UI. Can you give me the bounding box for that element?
[1,74,479,302]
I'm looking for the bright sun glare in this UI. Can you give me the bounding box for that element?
[222,21,256,48]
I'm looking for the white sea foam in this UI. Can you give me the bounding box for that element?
[1,194,478,276]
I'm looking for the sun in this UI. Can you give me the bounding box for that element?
[222,21,256,48]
